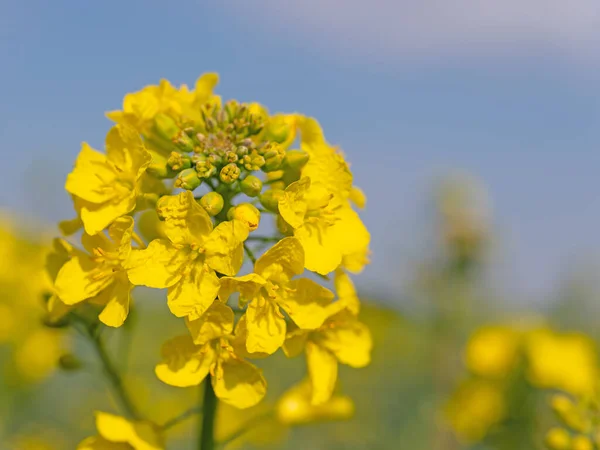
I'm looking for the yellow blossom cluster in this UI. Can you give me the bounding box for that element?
[46,73,373,448]
[0,217,67,384]
[447,322,600,443]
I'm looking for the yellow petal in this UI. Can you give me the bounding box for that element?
[278,177,310,229]
[108,216,135,261]
[54,250,113,305]
[167,264,220,320]
[45,237,73,282]
[65,143,116,203]
[156,192,213,246]
[255,237,304,280]
[218,273,266,305]
[77,436,130,450]
[306,341,338,405]
[155,336,216,387]
[294,222,341,275]
[125,239,186,288]
[329,205,370,271]
[105,124,150,178]
[315,312,372,368]
[186,301,234,345]
[212,355,267,409]
[204,220,248,276]
[194,73,219,104]
[296,115,326,147]
[282,328,309,358]
[96,411,163,450]
[349,186,366,209]
[245,296,286,354]
[78,193,137,236]
[230,315,270,360]
[278,278,334,330]
[59,216,83,236]
[46,294,73,324]
[98,281,131,328]
[334,269,360,315]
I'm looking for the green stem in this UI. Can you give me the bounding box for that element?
[200,380,218,450]
[162,406,202,430]
[243,244,257,264]
[89,328,140,420]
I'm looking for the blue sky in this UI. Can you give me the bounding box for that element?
[1,0,599,304]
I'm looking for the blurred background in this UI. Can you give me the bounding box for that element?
[1,0,599,449]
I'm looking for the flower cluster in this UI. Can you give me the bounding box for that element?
[447,322,600,444]
[47,74,372,448]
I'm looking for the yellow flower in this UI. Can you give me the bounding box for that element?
[465,325,521,379]
[283,309,372,404]
[278,177,369,275]
[155,301,267,409]
[126,191,248,320]
[525,329,599,396]
[276,379,355,425]
[106,73,220,136]
[53,217,135,327]
[65,125,151,235]
[77,411,163,450]
[218,237,334,355]
[445,379,506,443]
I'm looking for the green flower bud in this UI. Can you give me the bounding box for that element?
[231,203,261,231]
[243,151,265,171]
[167,151,192,171]
[175,168,202,191]
[196,160,217,179]
[58,354,82,372]
[146,152,175,179]
[172,130,195,153]
[200,192,225,216]
[261,143,286,172]
[259,189,284,212]
[208,153,222,165]
[264,116,292,143]
[225,151,239,163]
[236,145,249,157]
[220,163,241,184]
[283,150,309,170]
[154,113,180,141]
[240,175,263,197]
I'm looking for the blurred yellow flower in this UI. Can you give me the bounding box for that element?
[526,329,599,396]
[445,379,506,443]
[78,411,163,450]
[465,325,521,379]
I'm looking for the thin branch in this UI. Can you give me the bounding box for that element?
[243,244,257,264]
[162,406,202,430]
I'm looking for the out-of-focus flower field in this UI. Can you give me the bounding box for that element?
[2,171,599,450]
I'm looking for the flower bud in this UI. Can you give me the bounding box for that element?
[243,152,265,171]
[153,113,180,141]
[259,189,284,212]
[231,203,261,231]
[283,150,309,171]
[225,151,239,163]
[58,354,82,372]
[146,152,175,179]
[240,175,263,197]
[236,145,249,157]
[175,168,202,191]
[172,130,195,153]
[220,163,241,184]
[261,143,285,172]
[264,115,292,143]
[199,192,224,216]
[196,160,216,179]
[572,435,593,450]
[167,151,192,171]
